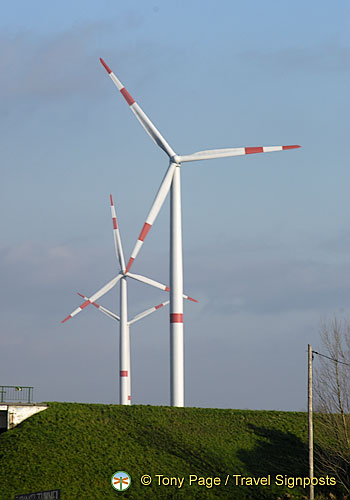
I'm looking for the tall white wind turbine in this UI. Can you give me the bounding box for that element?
[100,57,301,407]
[62,195,196,405]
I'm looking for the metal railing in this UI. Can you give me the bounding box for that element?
[0,386,34,403]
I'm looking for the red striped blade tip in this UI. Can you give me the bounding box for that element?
[139,222,151,242]
[187,296,198,303]
[100,58,112,74]
[80,300,91,309]
[283,145,301,150]
[120,87,135,106]
[61,315,71,324]
[245,147,263,154]
[110,194,114,205]
[125,258,134,274]
[77,292,100,308]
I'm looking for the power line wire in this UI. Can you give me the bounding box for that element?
[312,350,350,368]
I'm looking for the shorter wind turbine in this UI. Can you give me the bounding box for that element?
[62,195,197,405]
[77,292,169,403]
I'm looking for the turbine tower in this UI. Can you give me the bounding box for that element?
[62,195,197,405]
[77,292,169,403]
[100,57,300,407]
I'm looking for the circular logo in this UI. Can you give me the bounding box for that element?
[111,471,131,491]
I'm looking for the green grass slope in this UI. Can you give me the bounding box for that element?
[0,403,337,500]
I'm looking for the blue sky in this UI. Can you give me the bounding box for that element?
[1,0,349,410]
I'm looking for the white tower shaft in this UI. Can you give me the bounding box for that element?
[170,164,184,407]
[127,324,131,403]
[120,276,130,405]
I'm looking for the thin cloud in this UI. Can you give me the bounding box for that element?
[0,25,105,102]
[189,244,350,316]
[238,44,350,74]
[0,18,180,108]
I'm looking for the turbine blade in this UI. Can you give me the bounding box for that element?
[128,300,170,325]
[100,58,176,158]
[126,272,170,292]
[61,273,122,323]
[183,293,198,303]
[179,145,301,162]
[110,194,126,271]
[124,162,177,273]
[126,272,198,303]
[77,293,120,322]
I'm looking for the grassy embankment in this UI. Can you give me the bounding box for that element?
[0,402,340,499]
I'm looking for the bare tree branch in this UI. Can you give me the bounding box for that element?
[314,316,350,494]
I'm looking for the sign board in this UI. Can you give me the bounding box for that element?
[14,490,61,500]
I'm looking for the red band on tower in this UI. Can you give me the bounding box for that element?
[120,370,128,377]
[170,313,183,323]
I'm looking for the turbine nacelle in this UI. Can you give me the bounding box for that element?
[171,155,181,165]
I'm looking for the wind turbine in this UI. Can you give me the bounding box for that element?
[62,194,196,405]
[77,292,169,403]
[100,57,300,408]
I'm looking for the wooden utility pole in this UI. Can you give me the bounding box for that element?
[308,344,314,500]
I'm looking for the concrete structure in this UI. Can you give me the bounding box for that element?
[0,403,47,433]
